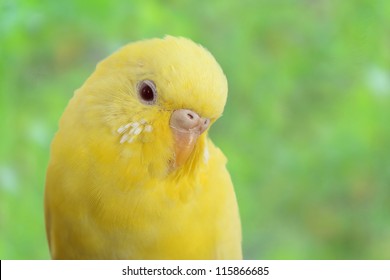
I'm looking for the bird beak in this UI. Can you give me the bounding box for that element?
[169,109,210,169]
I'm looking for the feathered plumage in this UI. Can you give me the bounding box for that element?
[45,36,242,259]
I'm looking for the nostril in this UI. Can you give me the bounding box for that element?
[170,109,205,132]
[204,119,208,125]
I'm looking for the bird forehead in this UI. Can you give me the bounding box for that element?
[156,70,227,118]
[148,39,227,117]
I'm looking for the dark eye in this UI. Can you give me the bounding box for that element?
[137,80,157,105]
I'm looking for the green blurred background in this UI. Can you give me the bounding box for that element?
[1,0,390,259]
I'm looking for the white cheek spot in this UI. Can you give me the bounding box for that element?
[117,120,153,144]
[120,133,130,144]
[130,122,140,128]
[117,123,131,134]
[133,126,143,135]
[129,126,137,135]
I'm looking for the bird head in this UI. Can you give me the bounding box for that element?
[62,36,227,181]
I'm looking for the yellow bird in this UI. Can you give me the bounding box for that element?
[44,36,242,259]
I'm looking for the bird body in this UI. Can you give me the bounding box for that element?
[45,36,242,259]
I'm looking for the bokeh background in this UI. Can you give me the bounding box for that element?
[1,0,390,259]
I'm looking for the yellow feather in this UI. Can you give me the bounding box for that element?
[45,36,242,259]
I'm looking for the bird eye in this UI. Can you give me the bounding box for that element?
[137,80,157,105]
